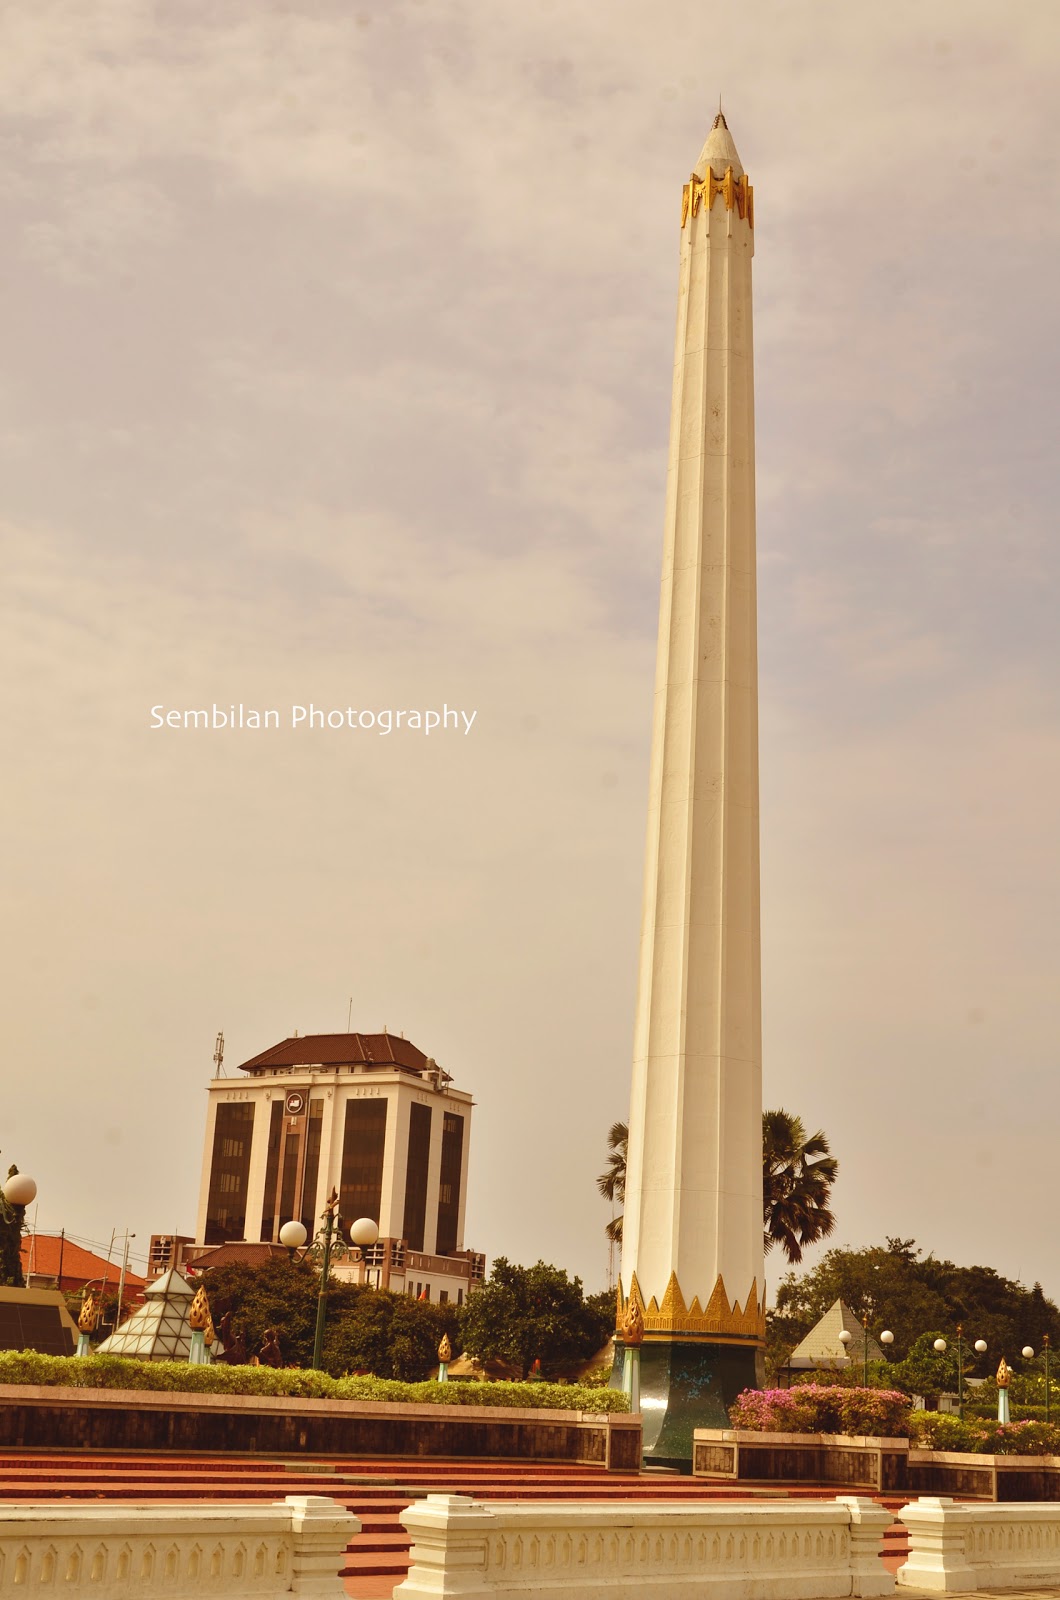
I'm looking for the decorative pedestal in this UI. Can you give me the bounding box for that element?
[614,1339,758,1468]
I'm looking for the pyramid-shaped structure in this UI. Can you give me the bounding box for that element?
[788,1298,887,1371]
[95,1267,197,1361]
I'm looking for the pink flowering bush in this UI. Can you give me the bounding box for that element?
[978,1419,1060,1456]
[729,1385,912,1438]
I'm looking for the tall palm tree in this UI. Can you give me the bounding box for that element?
[761,1109,838,1265]
[596,1122,627,1244]
[598,1111,838,1266]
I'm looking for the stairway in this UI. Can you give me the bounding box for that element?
[0,1450,914,1597]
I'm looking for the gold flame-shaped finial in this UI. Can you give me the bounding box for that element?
[77,1289,98,1333]
[189,1285,211,1332]
[622,1300,645,1348]
[204,1314,216,1348]
[438,1333,453,1363]
[997,1356,1012,1388]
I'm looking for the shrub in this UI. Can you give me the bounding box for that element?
[730,1385,911,1437]
[977,1419,1060,1456]
[908,1411,987,1453]
[0,1351,628,1411]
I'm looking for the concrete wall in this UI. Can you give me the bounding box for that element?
[0,1384,641,1469]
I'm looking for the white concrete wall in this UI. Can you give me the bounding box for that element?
[898,1496,1060,1592]
[0,1495,358,1598]
[395,1493,894,1600]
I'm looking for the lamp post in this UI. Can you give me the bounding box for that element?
[839,1319,880,1386]
[932,1331,987,1419]
[1023,1340,1052,1424]
[1,1170,37,1289]
[278,1220,308,1258]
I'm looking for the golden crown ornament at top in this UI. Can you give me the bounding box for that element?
[77,1289,98,1333]
[188,1285,211,1332]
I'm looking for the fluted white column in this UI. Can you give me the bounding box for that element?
[621,115,763,1345]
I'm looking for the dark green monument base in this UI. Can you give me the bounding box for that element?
[613,1339,760,1472]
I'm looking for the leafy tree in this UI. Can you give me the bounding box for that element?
[459,1258,613,1380]
[599,1111,839,1267]
[199,1257,459,1380]
[768,1239,1060,1387]
[762,1111,838,1265]
[596,1122,627,1244]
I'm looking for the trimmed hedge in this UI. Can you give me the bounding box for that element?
[0,1351,628,1413]
[908,1411,1060,1455]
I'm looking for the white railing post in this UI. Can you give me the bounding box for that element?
[835,1496,898,1597]
[283,1495,361,1595]
[395,1494,496,1597]
[897,1497,977,1593]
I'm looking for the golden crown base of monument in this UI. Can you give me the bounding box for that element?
[617,1270,765,1343]
[681,167,753,229]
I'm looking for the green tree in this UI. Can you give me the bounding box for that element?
[459,1259,613,1380]
[200,1257,460,1379]
[596,1122,627,1244]
[767,1238,1060,1386]
[762,1110,838,1266]
[598,1111,839,1267]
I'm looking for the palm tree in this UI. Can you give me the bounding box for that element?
[761,1109,838,1265]
[596,1122,627,1244]
[598,1111,838,1266]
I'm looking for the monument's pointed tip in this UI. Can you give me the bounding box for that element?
[695,108,744,180]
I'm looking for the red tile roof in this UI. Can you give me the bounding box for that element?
[20,1236,146,1291]
[237,1032,431,1075]
[182,1243,288,1272]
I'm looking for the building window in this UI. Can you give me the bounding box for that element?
[300,1099,324,1234]
[457,1289,464,1306]
[435,1111,464,1257]
[338,1097,388,1235]
[402,1103,432,1252]
[439,1290,449,1304]
[259,1100,284,1241]
[205,1102,255,1245]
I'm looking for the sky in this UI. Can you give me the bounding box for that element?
[1,1,1058,1306]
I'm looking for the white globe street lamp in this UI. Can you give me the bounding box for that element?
[279,1220,308,1252]
[349,1217,380,1248]
[2,1173,37,1207]
[934,1338,947,1353]
[880,1330,894,1348]
[976,1340,988,1355]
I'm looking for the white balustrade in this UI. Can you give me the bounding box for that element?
[395,1492,895,1599]
[0,1495,357,1598]
[898,1496,1060,1593]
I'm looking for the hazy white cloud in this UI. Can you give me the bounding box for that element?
[1,0,1058,1294]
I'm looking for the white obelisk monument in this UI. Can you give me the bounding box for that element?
[618,112,764,1463]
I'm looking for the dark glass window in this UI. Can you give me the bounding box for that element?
[402,1103,432,1251]
[278,1120,301,1228]
[338,1098,388,1234]
[435,1111,464,1257]
[205,1102,255,1244]
[259,1100,284,1241]
[300,1099,324,1234]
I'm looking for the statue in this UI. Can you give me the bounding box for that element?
[213,1311,248,1366]
[259,1328,282,1368]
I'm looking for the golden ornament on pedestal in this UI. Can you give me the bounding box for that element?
[77,1289,98,1333]
[188,1285,211,1332]
[437,1333,452,1363]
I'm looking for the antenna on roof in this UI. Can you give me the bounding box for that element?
[213,1031,226,1077]
[347,997,353,1032]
